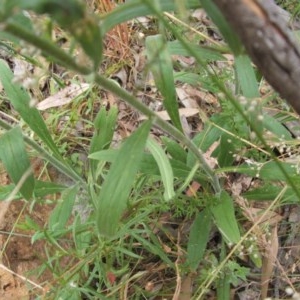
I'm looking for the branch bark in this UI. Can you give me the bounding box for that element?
[212,0,300,115]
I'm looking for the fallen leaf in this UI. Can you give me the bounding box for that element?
[37,83,89,110]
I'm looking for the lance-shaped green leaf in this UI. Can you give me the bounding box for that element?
[97,120,152,237]
[89,106,118,178]
[187,208,212,271]
[211,191,240,245]
[234,54,259,98]
[0,127,34,200]
[146,137,175,201]
[146,34,182,131]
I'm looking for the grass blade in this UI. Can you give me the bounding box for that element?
[146,34,182,131]
[101,0,200,33]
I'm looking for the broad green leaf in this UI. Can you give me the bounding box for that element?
[168,40,224,61]
[0,127,34,200]
[146,35,182,131]
[146,137,175,201]
[0,59,61,158]
[211,191,240,244]
[48,185,79,231]
[215,134,236,167]
[101,0,200,33]
[200,0,242,55]
[187,208,212,271]
[97,120,152,237]
[234,55,259,98]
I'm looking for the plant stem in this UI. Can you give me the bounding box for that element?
[4,21,91,75]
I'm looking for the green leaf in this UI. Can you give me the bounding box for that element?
[89,106,118,178]
[262,114,293,140]
[48,185,79,231]
[243,184,298,203]
[187,208,212,271]
[234,55,259,98]
[0,127,34,200]
[0,59,61,158]
[174,71,202,85]
[230,161,297,181]
[146,137,175,201]
[101,0,201,33]
[96,120,152,237]
[211,191,240,245]
[215,134,236,167]
[168,40,224,61]
[146,34,182,131]
[161,136,187,163]
[146,35,182,131]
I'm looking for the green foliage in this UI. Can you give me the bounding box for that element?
[146,34,183,131]
[0,127,34,199]
[94,120,152,237]
[0,0,298,298]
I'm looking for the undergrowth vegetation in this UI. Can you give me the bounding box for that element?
[0,0,300,299]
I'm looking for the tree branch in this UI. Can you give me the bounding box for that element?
[213,0,300,115]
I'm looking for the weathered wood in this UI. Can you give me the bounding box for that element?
[213,0,300,115]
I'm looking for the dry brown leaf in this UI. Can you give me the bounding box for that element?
[36,83,89,110]
[176,87,199,108]
[178,274,193,300]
